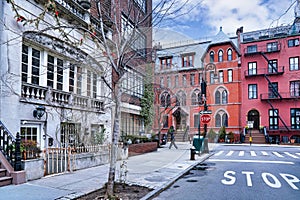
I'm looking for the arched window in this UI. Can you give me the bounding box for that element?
[176,91,186,106]
[222,90,228,104]
[218,50,223,62]
[215,91,221,104]
[191,89,202,105]
[215,111,228,127]
[210,51,214,62]
[216,114,221,127]
[227,49,232,61]
[160,92,170,107]
[215,87,228,105]
[222,113,228,127]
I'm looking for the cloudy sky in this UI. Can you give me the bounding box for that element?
[153,0,298,44]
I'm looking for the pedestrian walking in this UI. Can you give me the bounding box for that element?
[168,126,178,149]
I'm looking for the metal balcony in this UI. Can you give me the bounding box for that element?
[260,92,300,100]
[244,66,284,77]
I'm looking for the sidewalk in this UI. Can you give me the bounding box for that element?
[0,142,218,200]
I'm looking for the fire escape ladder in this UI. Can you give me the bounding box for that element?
[261,52,278,73]
[263,74,282,99]
[266,100,289,131]
[261,52,282,99]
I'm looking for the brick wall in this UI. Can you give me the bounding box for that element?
[128,142,157,157]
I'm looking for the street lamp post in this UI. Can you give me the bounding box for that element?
[200,63,218,153]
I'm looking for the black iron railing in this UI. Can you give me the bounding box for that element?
[0,121,22,171]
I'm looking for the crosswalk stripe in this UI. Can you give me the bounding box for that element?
[284,152,299,159]
[214,150,300,159]
[226,151,234,156]
[238,151,244,156]
[214,151,224,156]
[273,152,284,158]
[250,151,257,156]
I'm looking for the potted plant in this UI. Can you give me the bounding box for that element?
[21,140,41,160]
[259,126,264,134]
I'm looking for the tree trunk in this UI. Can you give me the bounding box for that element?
[106,83,121,197]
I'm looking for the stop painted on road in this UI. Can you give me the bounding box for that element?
[221,171,300,190]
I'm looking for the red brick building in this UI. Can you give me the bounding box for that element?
[201,27,242,137]
[154,28,242,140]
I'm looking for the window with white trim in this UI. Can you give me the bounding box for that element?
[288,38,299,47]
[248,62,257,75]
[22,45,40,85]
[290,57,299,71]
[248,84,257,99]
[228,69,233,82]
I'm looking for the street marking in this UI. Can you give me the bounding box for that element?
[238,151,244,156]
[209,159,294,165]
[214,151,224,156]
[296,153,300,156]
[222,171,300,190]
[226,151,234,156]
[284,152,299,159]
[261,151,268,156]
[250,151,257,157]
[273,152,284,158]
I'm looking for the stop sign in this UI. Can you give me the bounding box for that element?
[200,114,211,124]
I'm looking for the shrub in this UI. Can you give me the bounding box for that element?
[208,129,217,140]
[219,126,226,140]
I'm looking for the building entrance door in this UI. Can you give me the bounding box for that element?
[247,110,260,129]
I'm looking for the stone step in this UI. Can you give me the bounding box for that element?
[0,168,7,177]
[0,176,13,187]
[245,132,266,144]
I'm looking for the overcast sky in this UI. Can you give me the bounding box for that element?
[153,0,298,44]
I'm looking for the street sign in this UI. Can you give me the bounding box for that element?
[247,121,254,129]
[200,110,212,114]
[201,114,211,124]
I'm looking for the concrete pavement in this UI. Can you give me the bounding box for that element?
[0,142,218,200]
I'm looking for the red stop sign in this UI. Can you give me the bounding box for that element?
[201,114,211,124]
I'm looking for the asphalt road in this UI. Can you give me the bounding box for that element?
[153,144,300,200]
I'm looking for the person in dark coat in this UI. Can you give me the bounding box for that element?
[168,126,178,149]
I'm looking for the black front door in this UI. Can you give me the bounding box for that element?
[247,110,260,129]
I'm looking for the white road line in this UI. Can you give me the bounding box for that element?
[273,152,284,158]
[238,151,244,156]
[209,159,294,165]
[226,151,234,156]
[214,151,224,156]
[261,151,268,156]
[284,152,299,159]
[296,153,300,156]
[250,151,257,157]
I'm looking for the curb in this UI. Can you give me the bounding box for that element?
[140,153,213,200]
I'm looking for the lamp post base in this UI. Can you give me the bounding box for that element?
[202,138,209,153]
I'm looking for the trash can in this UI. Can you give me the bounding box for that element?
[193,136,203,152]
[190,147,196,160]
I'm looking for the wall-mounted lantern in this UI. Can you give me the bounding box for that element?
[33,105,46,119]
[78,0,91,9]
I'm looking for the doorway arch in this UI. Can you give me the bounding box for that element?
[247,110,260,129]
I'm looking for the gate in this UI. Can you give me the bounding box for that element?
[43,147,74,175]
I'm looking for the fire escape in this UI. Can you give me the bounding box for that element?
[244,41,289,132]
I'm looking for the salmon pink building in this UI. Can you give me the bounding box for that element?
[239,15,300,143]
